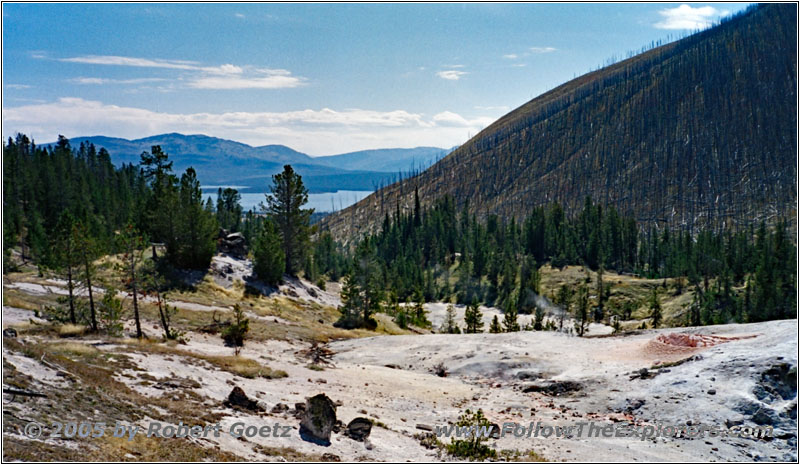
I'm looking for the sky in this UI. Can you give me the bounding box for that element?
[2,3,751,156]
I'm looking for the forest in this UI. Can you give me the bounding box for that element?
[320,3,797,241]
[4,134,795,336]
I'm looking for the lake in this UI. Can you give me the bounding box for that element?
[202,189,373,213]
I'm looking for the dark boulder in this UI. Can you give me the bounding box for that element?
[299,394,337,445]
[345,417,373,441]
[223,386,263,412]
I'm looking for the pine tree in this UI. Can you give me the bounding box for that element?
[266,165,313,275]
[72,221,99,332]
[573,284,590,336]
[222,304,249,356]
[51,212,80,323]
[336,240,383,329]
[503,300,520,332]
[649,288,663,328]
[553,284,573,331]
[175,168,217,269]
[533,303,545,330]
[441,304,461,334]
[252,220,286,285]
[117,223,147,338]
[463,297,484,333]
[489,315,502,333]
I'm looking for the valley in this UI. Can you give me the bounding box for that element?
[3,253,796,462]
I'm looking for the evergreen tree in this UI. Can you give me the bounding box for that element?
[336,240,383,329]
[573,284,590,336]
[489,315,502,333]
[72,221,99,332]
[440,304,461,334]
[649,288,663,328]
[553,284,573,331]
[266,165,313,275]
[252,220,285,285]
[502,300,520,332]
[117,223,147,338]
[216,187,243,232]
[463,297,484,333]
[174,168,217,269]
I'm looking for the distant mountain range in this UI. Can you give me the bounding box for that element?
[43,133,451,193]
[321,3,797,240]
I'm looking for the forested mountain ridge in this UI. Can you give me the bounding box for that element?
[320,3,797,242]
[44,133,451,193]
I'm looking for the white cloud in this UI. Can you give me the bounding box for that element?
[5,84,31,89]
[503,54,518,59]
[529,46,557,53]
[2,98,499,155]
[436,70,468,81]
[654,4,726,30]
[235,12,245,19]
[60,55,200,70]
[57,54,303,90]
[70,77,167,85]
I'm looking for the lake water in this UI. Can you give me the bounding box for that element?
[202,189,372,213]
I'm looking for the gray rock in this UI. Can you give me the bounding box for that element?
[224,386,263,412]
[299,394,337,445]
[345,417,373,441]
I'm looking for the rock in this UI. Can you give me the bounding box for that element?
[271,403,290,414]
[725,418,744,428]
[332,420,344,433]
[489,422,501,439]
[299,394,337,445]
[218,231,247,257]
[345,417,373,441]
[752,407,777,425]
[416,424,434,432]
[707,389,717,395]
[3,328,17,338]
[224,386,263,412]
[625,399,646,414]
[321,452,341,461]
[522,380,583,396]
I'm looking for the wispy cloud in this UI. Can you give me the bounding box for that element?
[654,4,727,30]
[502,54,518,59]
[188,69,303,89]
[70,77,167,85]
[235,12,245,19]
[2,98,499,155]
[529,46,557,53]
[5,84,31,89]
[436,70,468,81]
[54,54,304,90]
[59,54,200,70]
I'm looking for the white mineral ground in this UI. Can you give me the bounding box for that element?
[3,256,797,462]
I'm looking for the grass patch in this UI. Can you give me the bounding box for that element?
[46,341,99,357]
[202,354,288,379]
[57,323,87,337]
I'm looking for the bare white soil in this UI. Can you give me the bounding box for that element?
[3,271,796,462]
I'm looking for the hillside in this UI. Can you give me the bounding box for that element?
[312,146,453,173]
[43,134,449,193]
[320,4,797,240]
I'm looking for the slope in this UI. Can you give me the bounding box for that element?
[320,4,797,240]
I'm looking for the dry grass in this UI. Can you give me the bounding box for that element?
[3,289,47,311]
[93,435,243,461]
[121,340,288,379]
[57,323,87,337]
[539,265,698,326]
[202,354,288,379]
[45,341,100,357]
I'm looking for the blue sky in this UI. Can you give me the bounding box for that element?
[3,3,750,155]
